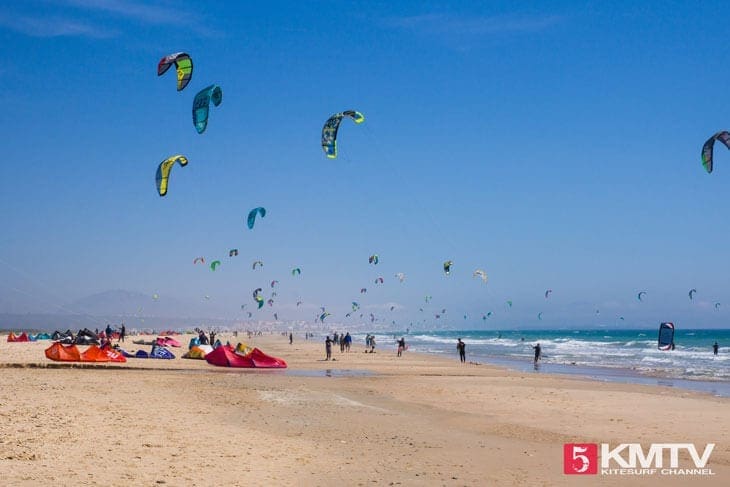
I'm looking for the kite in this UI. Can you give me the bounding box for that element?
[321,110,364,158]
[296,300,302,307]
[487,311,492,317]
[360,288,367,293]
[545,289,552,299]
[271,292,277,297]
[156,155,188,196]
[247,312,252,318]
[157,52,193,91]
[374,277,384,284]
[247,207,266,229]
[210,260,221,271]
[369,313,375,323]
[637,291,647,302]
[229,249,238,257]
[320,311,331,322]
[291,267,301,276]
[473,269,487,283]
[252,260,263,270]
[152,293,159,300]
[701,131,730,173]
[424,295,432,303]
[253,288,264,309]
[657,322,675,351]
[271,280,279,288]
[506,300,512,308]
[390,306,395,311]
[352,302,360,311]
[274,313,278,320]
[192,84,222,134]
[369,254,379,265]
[443,260,453,275]
[193,257,205,265]
[689,288,697,300]
[715,302,721,310]
[395,272,406,283]
[537,312,543,320]
[267,299,274,307]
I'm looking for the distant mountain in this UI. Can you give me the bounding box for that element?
[66,289,195,317]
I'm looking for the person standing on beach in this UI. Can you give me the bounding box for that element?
[119,323,126,343]
[397,337,406,357]
[289,332,293,345]
[713,342,719,356]
[457,338,466,363]
[533,343,542,363]
[325,336,332,360]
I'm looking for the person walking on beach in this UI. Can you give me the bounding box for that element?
[533,343,542,363]
[457,338,466,363]
[397,337,406,357]
[713,341,719,356]
[344,332,352,352]
[119,323,126,343]
[325,336,333,360]
[289,332,293,345]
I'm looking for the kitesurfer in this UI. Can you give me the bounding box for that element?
[713,342,719,355]
[457,338,466,363]
[533,343,542,363]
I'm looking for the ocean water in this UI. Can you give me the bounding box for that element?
[358,329,730,397]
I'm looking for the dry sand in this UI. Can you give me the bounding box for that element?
[0,333,727,486]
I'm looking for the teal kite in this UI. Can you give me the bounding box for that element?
[155,155,188,196]
[157,52,193,91]
[321,110,364,158]
[369,254,379,265]
[443,260,453,275]
[291,267,301,276]
[252,260,263,270]
[253,288,264,309]
[247,207,266,229]
[210,260,221,271]
[193,84,222,134]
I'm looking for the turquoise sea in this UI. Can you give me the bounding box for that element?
[358,329,730,397]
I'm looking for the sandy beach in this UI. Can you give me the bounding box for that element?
[0,333,727,486]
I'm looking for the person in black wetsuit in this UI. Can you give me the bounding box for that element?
[713,342,719,356]
[325,336,332,360]
[533,343,542,363]
[457,338,466,363]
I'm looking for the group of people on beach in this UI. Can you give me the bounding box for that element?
[323,332,353,360]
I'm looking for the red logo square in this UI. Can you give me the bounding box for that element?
[564,443,598,475]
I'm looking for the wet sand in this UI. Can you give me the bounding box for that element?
[0,333,727,486]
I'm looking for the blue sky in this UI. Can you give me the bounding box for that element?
[1,0,729,329]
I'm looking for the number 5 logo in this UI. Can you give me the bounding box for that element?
[563,443,597,475]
